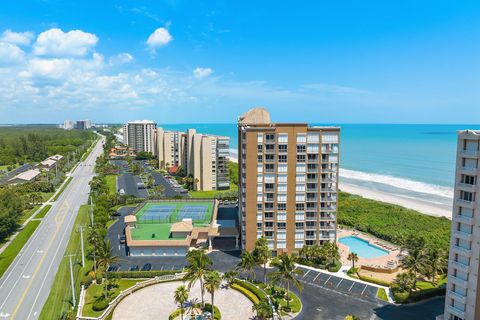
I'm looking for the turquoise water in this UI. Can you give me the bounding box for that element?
[339,236,389,259]
[159,123,480,206]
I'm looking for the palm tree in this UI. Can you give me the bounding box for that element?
[400,245,426,290]
[29,192,43,205]
[184,249,212,307]
[236,251,257,281]
[222,270,239,288]
[88,227,101,280]
[204,270,222,319]
[392,272,415,293]
[424,247,447,285]
[347,252,359,271]
[253,237,271,284]
[252,300,273,320]
[174,285,190,320]
[324,241,340,268]
[97,240,118,298]
[268,254,304,309]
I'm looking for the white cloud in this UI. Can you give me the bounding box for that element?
[146,28,172,49]
[193,67,213,79]
[109,53,133,65]
[1,29,34,46]
[33,28,98,57]
[0,42,25,63]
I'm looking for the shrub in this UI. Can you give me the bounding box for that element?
[409,287,446,303]
[328,260,342,272]
[168,309,181,320]
[392,290,409,304]
[233,279,268,302]
[231,283,260,304]
[204,303,221,320]
[92,298,109,311]
[357,274,391,287]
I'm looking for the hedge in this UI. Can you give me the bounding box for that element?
[92,299,109,311]
[111,270,181,278]
[233,279,268,302]
[356,274,391,287]
[204,303,221,320]
[168,309,182,320]
[231,283,260,304]
[408,287,446,303]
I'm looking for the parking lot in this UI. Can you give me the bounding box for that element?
[297,266,380,304]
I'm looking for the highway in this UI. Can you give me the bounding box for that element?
[0,137,105,320]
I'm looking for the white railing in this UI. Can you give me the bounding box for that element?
[76,272,186,320]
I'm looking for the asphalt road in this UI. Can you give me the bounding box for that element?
[0,137,105,320]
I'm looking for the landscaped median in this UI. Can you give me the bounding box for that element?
[34,204,52,219]
[0,220,41,278]
[52,176,73,201]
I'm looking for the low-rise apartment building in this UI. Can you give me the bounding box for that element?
[238,108,340,253]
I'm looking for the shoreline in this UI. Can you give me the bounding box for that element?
[228,155,453,219]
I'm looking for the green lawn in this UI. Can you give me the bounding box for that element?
[52,177,73,201]
[82,279,141,317]
[0,220,41,278]
[20,205,40,223]
[338,192,451,250]
[34,205,52,219]
[377,288,389,302]
[39,205,91,320]
[105,175,117,195]
[41,192,54,202]
[189,190,218,198]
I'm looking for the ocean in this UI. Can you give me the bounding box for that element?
[159,123,480,208]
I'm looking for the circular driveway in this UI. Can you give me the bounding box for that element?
[112,280,255,320]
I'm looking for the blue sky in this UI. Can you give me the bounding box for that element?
[0,0,479,124]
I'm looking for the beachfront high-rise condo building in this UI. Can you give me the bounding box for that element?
[123,120,157,154]
[238,108,340,253]
[443,130,480,320]
[156,128,230,191]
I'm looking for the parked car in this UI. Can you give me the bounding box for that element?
[107,265,119,272]
[119,235,126,244]
[128,265,139,271]
[141,263,152,271]
[119,188,125,195]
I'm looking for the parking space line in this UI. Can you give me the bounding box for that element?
[349,282,356,292]
[336,278,343,288]
[323,275,332,286]
[303,270,310,278]
[313,273,320,282]
[361,285,368,295]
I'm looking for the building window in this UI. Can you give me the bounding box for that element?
[278,144,288,153]
[278,133,288,143]
[257,144,263,153]
[278,164,288,173]
[277,203,287,211]
[295,222,304,230]
[297,134,306,143]
[296,184,305,192]
[296,164,306,173]
[277,222,286,230]
[278,154,288,163]
[258,155,263,163]
[297,144,306,153]
[307,133,320,143]
[257,134,263,143]
[278,184,287,192]
[297,154,306,162]
[296,203,305,210]
[278,174,287,183]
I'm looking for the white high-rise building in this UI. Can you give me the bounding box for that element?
[123,120,157,154]
[443,130,480,320]
[63,120,75,130]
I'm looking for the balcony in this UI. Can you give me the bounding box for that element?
[457,182,477,191]
[306,197,318,202]
[320,225,336,231]
[448,290,467,304]
[321,196,337,202]
[458,166,478,174]
[321,214,336,221]
[447,305,466,319]
[305,235,316,240]
[448,275,468,288]
[322,187,336,192]
[319,235,336,241]
[307,167,319,173]
[454,230,472,241]
[307,178,318,183]
[322,206,337,211]
[452,245,471,257]
[456,214,473,225]
[460,149,480,157]
[322,167,337,173]
[452,260,470,272]
[456,198,475,209]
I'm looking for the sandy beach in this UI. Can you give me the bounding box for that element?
[230,155,453,219]
[339,182,452,219]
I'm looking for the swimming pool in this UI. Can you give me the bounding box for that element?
[339,236,389,259]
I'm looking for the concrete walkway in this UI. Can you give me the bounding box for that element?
[113,280,255,320]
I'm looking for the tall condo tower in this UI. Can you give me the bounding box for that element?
[123,120,157,154]
[443,130,480,320]
[237,108,340,253]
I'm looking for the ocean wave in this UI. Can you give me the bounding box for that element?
[339,168,454,199]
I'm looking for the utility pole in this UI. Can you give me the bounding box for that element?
[66,254,76,308]
[78,226,85,267]
[89,196,94,227]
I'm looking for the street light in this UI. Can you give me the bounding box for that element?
[65,254,77,308]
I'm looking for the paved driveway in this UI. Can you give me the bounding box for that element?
[113,280,255,320]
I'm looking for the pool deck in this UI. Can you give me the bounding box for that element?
[337,228,402,272]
